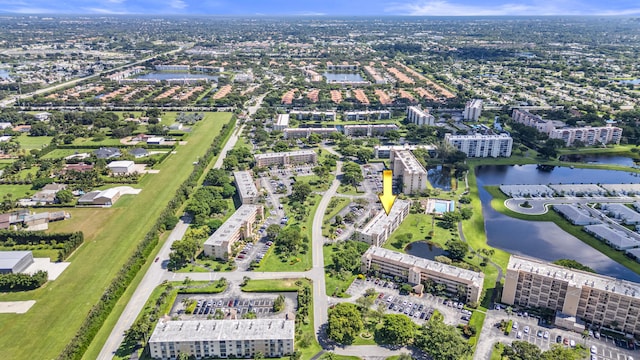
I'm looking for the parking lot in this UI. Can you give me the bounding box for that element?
[493,309,639,360]
[172,292,297,320]
[347,276,471,327]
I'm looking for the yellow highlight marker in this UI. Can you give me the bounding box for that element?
[378,169,397,216]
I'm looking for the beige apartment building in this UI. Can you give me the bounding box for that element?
[361,246,485,303]
[203,205,263,259]
[149,319,295,360]
[354,199,411,247]
[390,149,428,194]
[233,171,259,205]
[502,255,640,336]
[406,106,435,126]
[254,150,317,168]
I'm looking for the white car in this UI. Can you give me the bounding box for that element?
[590,345,597,354]
[570,339,576,347]
[516,331,523,339]
[523,326,530,334]
[512,322,519,330]
[543,331,549,339]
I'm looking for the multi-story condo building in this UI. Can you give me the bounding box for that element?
[326,62,358,71]
[361,247,485,303]
[374,144,436,159]
[149,319,295,360]
[502,255,640,336]
[155,64,190,71]
[273,114,290,131]
[203,205,263,259]
[445,133,513,158]
[343,110,391,121]
[254,150,317,168]
[233,171,259,205]
[549,125,623,146]
[406,106,435,126]
[512,109,622,146]
[343,124,398,137]
[464,99,483,121]
[289,110,337,121]
[390,150,428,194]
[283,127,338,139]
[363,66,387,84]
[354,200,411,247]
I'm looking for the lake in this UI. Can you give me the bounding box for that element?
[476,164,640,282]
[428,165,452,190]
[405,241,448,260]
[559,154,638,167]
[323,72,365,82]
[135,72,219,81]
[0,69,11,80]
[619,79,640,85]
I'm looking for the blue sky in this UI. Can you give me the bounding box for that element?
[1,0,640,16]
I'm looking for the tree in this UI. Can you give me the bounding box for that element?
[330,245,361,273]
[266,224,281,241]
[276,226,303,254]
[341,161,363,186]
[445,239,468,261]
[376,314,416,345]
[327,303,363,344]
[273,295,285,312]
[552,259,596,273]
[291,181,312,203]
[223,154,238,170]
[509,341,542,360]
[55,189,74,204]
[356,148,373,163]
[205,168,230,186]
[415,315,472,360]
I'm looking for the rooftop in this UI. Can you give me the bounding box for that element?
[364,246,484,289]
[359,199,411,237]
[204,205,261,247]
[254,150,316,160]
[149,319,295,343]
[233,171,258,199]
[392,150,427,175]
[0,251,32,270]
[508,254,640,299]
[275,114,290,127]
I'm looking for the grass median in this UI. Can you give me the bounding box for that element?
[0,112,232,360]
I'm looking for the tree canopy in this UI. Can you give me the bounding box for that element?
[327,303,363,345]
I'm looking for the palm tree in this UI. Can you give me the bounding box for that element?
[506,306,513,318]
[582,329,589,345]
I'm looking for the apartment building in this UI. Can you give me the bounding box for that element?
[233,171,259,205]
[289,110,337,121]
[502,255,640,336]
[273,114,290,131]
[155,64,190,71]
[326,62,358,71]
[203,205,263,259]
[354,199,411,247]
[390,150,428,194]
[283,127,338,139]
[254,150,317,168]
[512,109,556,133]
[463,99,483,121]
[445,133,513,158]
[373,144,436,159]
[343,124,398,137]
[149,319,295,360]
[361,247,485,303]
[406,106,435,126]
[343,110,391,121]
[363,65,387,84]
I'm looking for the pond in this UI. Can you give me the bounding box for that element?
[405,241,448,260]
[427,165,452,190]
[0,69,11,80]
[558,154,638,168]
[323,72,365,82]
[619,79,640,85]
[135,72,219,81]
[476,164,640,282]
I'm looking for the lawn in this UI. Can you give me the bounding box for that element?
[0,184,35,199]
[323,244,355,298]
[490,343,505,360]
[240,278,304,292]
[41,148,99,159]
[467,310,486,347]
[0,112,233,360]
[15,134,53,150]
[322,197,351,237]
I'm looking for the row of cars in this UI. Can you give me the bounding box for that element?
[237,241,273,262]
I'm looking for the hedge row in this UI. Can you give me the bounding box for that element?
[0,231,83,261]
[0,270,48,291]
[56,114,237,360]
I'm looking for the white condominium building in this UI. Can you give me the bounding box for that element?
[464,99,483,121]
[354,199,411,247]
[273,114,290,131]
[374,144,436,159]
[254,150,317,168]
[343,124,398,137]
[445,133,513,158]
[406,106,435,126]
[502,255,640,336]
[149,319,295,360]
[512,109,556,133]
[289,110,337,121]
[233,171,259,205]
[390,149,428,194]
[283,127,338,139]
[361,247,485,303]
[343,110,391,121]
[203,205,263,259]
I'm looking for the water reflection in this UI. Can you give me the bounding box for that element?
[405,241,447,260]
[427,165,452,190]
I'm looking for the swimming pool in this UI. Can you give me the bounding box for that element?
[427,199,455,214]
[434,202,449,213]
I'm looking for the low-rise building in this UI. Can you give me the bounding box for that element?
[233,171,259,205]
[107,160,136,175]
[283,127,338,139]
[601,203,640,225]
[553,204,600,225]
[289,110,336,121]
[390,150,428,194]
[78,188,122,207]
[373,144,436,159]
[463,99,483,121]
[94,147,121,159]
[445,133,513,158]
[584,224,640,250]
[203,205,263,259]
[406,106,435,126]
[354,199,411,247]
[343,124,398,137]
[343,110,391,121]
[254,150,317,168]
[0,251,34,274]
[361,247,485,303]
[502,254,640,337]
[273,114,290,131]
[31,183,67,204]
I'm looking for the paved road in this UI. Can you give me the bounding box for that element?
[311,160,343,339]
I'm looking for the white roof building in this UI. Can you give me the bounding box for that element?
[233,171,259,205]
[107,160,135,175]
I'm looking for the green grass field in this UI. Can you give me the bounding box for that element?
[41,148,97,159]
[15,134,53,150]
[0,112,233,360]
[0,184,35,199]
[323,244,355,298]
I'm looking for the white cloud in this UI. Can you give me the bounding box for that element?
[384,0,637,16]
[6,6,61,13]
[83,7,130,14]
[169,0,187,9]
[104,0,126,4]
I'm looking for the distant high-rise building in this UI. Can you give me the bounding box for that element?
[390,150,428,194]
[445,133,513,158]
[464,99,483,121]
[407,106,435,126]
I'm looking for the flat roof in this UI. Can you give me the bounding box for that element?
[508,254,640,299]
[276,114,290,127]
[149,319,295,343]
[254,150,316,160]
[359,199,411,237]
[392,150,427,175]
[364,246,484,289]
[445,133,512,140]
[375,144,436,152]
[204,205,260,247]
[233,171,258,200]
[407,106,431,116]
[344,124,398,130]
[0,251,32,270]
[107,160,134,167]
